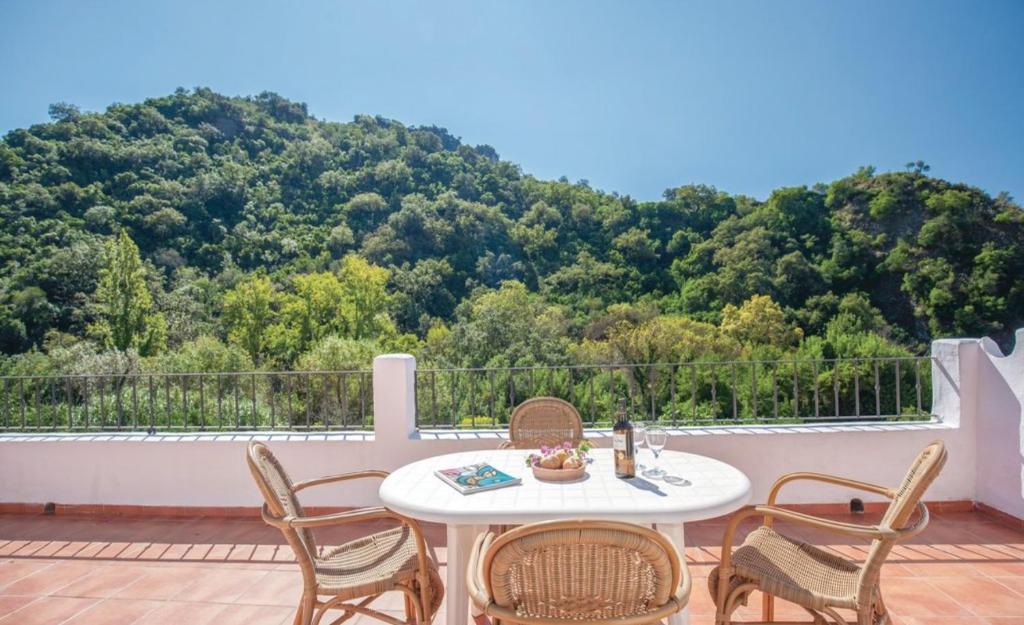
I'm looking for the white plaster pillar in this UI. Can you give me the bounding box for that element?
[930,338,980,429]
[372,354,418,446]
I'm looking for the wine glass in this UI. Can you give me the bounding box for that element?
[643,427,667,479]
[633,420,646,471]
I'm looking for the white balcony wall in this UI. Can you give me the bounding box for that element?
[0,332,1021,519]
[972,329,1024,518]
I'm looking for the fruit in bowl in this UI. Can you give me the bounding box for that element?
[526,441,592,481]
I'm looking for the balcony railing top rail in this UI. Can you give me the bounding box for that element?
[415,355,936,430]
[417,355,927,372]
[0,369,372,433]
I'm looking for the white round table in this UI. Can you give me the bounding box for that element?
[379,448,751,625]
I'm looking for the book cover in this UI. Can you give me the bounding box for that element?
[434,463,521,495]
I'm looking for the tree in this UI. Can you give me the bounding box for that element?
[445,281,570,368]
[89,231,166,356]
[296,335,378,371]
[905,160,930,175]
[391,258,456,331]
[147,335,253,373]
[222,275,277,365]
[6,286,56,348]
[278,272,346,358]
[48,102,81,122]
[598,315,739,365]
[720,295,802,348]
[337,254,391,339]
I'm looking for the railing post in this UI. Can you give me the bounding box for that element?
[373,354,417,443]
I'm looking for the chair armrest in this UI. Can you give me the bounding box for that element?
[292,470,390,492]
[261,504,402,529]
[767,472,894,506]
[466,531,495,610]
[672,547,692,608]
[755,506,898,539]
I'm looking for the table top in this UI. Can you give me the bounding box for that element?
[378,448,751,525]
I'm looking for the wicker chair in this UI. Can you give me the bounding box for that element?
[501,397,584,450]
[467,519,691,625]
[710,440,947,625]
[247,442,444,625]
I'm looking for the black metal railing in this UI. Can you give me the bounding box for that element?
[414,356,937,429]
[0,370,372,433]
[0,356,941,433]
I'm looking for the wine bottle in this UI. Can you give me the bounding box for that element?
[613,398,635,478]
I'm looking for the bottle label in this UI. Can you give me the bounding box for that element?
[614,429,635,477]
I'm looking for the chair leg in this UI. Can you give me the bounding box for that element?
[762,592,774,622]
[415,579,432,625]
[294,591,315,625]
[714,593,733,625]
[873,592,890,625]
[404,594,414,625]
[713,605,728,625]
[857,598,888,625]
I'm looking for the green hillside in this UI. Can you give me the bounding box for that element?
[1,88,1022,374]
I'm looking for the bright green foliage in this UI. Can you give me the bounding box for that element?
[277,271,347,360]
[337,254,391,339]
[296,335,379,371]
[720,295,803,348]
[441,281,570,368]
[88,231,166,356]
[578,315,740,365]
[146,335,253,372]
[222,275,277,365]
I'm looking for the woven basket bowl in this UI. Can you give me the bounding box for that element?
[531,464,587,482]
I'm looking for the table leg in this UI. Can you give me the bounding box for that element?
[445,523,487,625]
[657,523,689,625]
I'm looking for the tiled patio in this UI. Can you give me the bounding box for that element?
[0,510,1021,625]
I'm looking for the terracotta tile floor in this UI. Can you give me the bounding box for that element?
[0,510,1021,624]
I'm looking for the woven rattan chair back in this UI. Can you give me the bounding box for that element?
[482,520,682,624]
[881,440,947,529]
[246,442,317,568]
[858,440,947,604]
[506,397,584,449]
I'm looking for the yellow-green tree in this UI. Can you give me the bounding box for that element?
[222,275,277,365]
[578,315,739,365]
[337,254,391,339]
[89,231,166,356]
[278,272,345,358]
[720,294,803,347]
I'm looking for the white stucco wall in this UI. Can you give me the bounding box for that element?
[973,329,1024,518]
[0,336,1020,516]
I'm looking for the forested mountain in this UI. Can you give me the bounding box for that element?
[1,88,1022,376]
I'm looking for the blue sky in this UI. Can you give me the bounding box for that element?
[1,0,1022,202]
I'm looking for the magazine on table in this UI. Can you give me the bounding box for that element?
[434,463,521,495]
